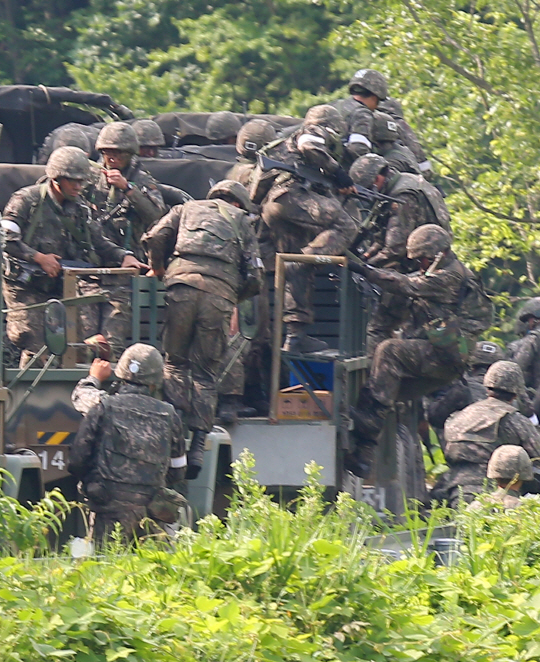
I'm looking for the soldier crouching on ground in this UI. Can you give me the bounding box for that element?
[347,224,493,477]
[143,180,263,480]
[68,344,186,544]
[2,146,141,367]
[442,361,540,508]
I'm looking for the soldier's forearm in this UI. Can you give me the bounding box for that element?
[125,187,163,223]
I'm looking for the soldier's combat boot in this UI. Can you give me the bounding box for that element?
[186,430,207,480]
[344,440,377,479]
[349,388,390,442]
[217,395,256,425]
[282,323,328,354]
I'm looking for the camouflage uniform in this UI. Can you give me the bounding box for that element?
[379,98,432,178]
[143,184,263,435]
[229,119,277,188]
[444,399,540,507]
[68,345,186,543]
[372,111,421,175]
[350,158,452,356]
[2,180,126,362]
[254,118,356,330]
[468,486,522,511]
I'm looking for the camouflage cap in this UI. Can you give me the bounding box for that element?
[95,122,139,154]
[349,154,389,189]
[236,119,276,158]
[348,69,388,100]
[207,179,257,213]
[45,146,90,181]
[470,341,505,367]
[132,119,165,147]
[373,111,399,142]
[51,126,91,155]
[115,343,164,386]
[304,104,347,138]
[206,111,242,142]
[518,297,540,322]
[483,360,525,395]
[379,97,404,119]
[487,445,533,481]
[406,224,452,260]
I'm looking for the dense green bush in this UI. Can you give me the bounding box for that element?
[2,452,540,660]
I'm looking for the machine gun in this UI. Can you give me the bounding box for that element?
[4,256,97,289]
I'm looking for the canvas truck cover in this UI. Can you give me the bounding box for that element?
[0,85,132,164]
[153,112,300,146]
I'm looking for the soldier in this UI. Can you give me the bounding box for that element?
[372,111,421,175]
[443,361,540,508]
[469,445,534,511]
[229,119,277,187]
[1,146,140,366]
[253,104,357,353]
[332,68,388,160]
[512,298,540,415]
[379,97,433,179]
[68,344,186,543]
[206,111,242,145]
[350,154,452,356]
[37,123,94,164]
[132,119,166,158]
[348,225,492,474]
[143,180,263,479]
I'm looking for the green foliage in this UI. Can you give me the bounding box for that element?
[2,451,540,660]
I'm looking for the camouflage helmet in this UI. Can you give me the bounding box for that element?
[206,111,242,142]
[132,119,165,147]
[379,97,404,119]
[95,122,139,154]
[487,445,534,482]
[406,224,452,260]
[51,126,91,155]
[483,360,525,395]
[304,104,347,137]
[518,297,540,322]
[45,146,90,181]
[348,68,388,100]
[236,119,276,158]
[349,154,389,189]
[114,343,164,386]
[470,341,505,367]
[207,179,256,213]
[373,111,399,143]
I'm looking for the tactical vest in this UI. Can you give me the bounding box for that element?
[387,173,451,232]
[379,143,421,175]
[95,394,174,488]
[445,398,516,445]
[175,200,243,265]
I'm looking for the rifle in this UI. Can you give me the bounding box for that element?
[4,256,97,288]
[257,154,402,204]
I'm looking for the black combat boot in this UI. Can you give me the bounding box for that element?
[282,323,328,354]
[344,440,377,479]
[186,430,207,480]
[349,388,390,442]
[217,395,257,425]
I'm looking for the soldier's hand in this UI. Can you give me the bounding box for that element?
[89,358,112,382]
[121,254,147,270]
[34,252,61,277]
[146,267,166,279]
[105,169,129,191]
[338,185,356,195]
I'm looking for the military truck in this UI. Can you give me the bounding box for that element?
[0,91,428,519]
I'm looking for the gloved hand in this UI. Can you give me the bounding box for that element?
[334,167,354,190]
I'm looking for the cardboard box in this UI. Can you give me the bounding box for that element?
[277,386,333,420]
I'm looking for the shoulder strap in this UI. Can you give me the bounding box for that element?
[215,202,244,249]
[23,183,48,245]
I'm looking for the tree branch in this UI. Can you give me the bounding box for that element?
[514,0,540,68]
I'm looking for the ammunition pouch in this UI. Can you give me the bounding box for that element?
[424,317,470,366]
[147,487,187,524]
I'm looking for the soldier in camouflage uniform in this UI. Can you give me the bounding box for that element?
[379,97,433,179]
[372,111,421,175]
[82,122,165,357]
[132,119,165,158]
[349,154,452,356]
[2,147,139,366]
[512,298,540,415]
[69,344,186,543]
[332,69,388,162]
[143,180,263,479]
[228,119,277,188]
[348,226,490,474]
[253,104,357,353]
[206,111,242,145]
[469,445,534,511]
[443,361,540,508]
[37,123,97,164]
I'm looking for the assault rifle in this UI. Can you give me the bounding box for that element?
[5,256,96,287]
[257,154,401,205]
